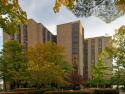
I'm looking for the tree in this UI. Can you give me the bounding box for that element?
[109,26,125,89]
[0,40,28,91]
[91,52,109,88]
[28,42,73,88]
[53,0,77,13]
[0,0,27,39]
[117,0,125,13]
[111,68,125,89]
[54,0,125,23]
[112,26,125,69]
[68,71,84,89]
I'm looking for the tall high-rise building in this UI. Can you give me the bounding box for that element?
[3,19,112,82]
[84,36,112,80]
[3,19,56,50]
[57,20,84,76]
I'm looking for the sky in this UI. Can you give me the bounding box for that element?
[0,0,125,50]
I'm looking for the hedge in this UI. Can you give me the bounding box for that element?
[0,88,55,94]
[44,89,119,94]
[93,89,119,94]
[0,88,119,94]
[0,90,43,94]
[44,91,93,94]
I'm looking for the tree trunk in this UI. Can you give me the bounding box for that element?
[97,83,99,88]
[117,84,119,90]
[3,78,7,91]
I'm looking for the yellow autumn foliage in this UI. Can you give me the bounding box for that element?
[53,0,76,13]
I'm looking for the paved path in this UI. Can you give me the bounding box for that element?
[120,91,125,94]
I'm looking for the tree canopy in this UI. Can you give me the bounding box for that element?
[54,0,125,23]
[0,0,27,35]
[111,26,125,87]
[91,52,109,87]
[112,26,125,69]
[0,40,28,90]
[28,42,73,88]
[105,26,125,87]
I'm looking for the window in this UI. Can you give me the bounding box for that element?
[42,27,46,43]
[10,34,15,40]
[98,38,102,54]
[47,31,50,41]
[17,25,21,43]
[91,39,95,64]
[72,55,79,70]
[72,23,79,55]
[23,25,28,51]
[84,40,88,77]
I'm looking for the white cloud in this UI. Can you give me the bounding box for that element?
[0,30,3,51]
[0,0,125,48]
[0,0,125,50]
[19,0,125,38]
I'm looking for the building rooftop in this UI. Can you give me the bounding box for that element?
[85,36,112,40]
[57,20,82,26]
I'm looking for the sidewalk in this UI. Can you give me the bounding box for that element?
[120,91,125,94]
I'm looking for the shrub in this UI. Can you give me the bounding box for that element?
[43,89,119,94]
[0,90,42,94]
[44,91,93,94]
[0,88,56,94]
[0,89,119,94]
[93,89,119,94]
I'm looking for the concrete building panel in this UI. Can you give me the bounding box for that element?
[57,21,84,76]
[57,23,72,64]
[3,19,56,50]
[84,36,112,80]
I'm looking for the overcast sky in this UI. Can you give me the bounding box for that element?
[0,0,125,50]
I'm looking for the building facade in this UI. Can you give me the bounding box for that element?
[3,19,56,50]
[57,20,84,76]
[83,36,112,80]
[3,19,112,82]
